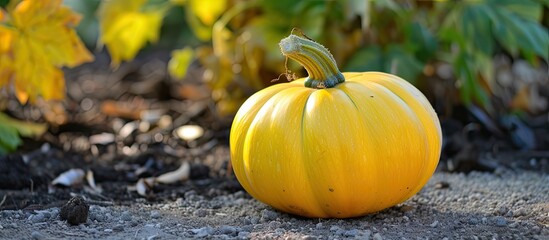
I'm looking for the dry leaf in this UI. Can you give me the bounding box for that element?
[156,162,191,184]
[175,125,204,141]
[52,169,85,187]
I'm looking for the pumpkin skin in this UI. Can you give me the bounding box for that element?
[230,71,442,218]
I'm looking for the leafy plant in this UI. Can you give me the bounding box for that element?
[0,0,93,154]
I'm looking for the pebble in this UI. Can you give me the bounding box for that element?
[274,228,285,235]
[329,226,340,232]
[494,216,507,227]
[468,217,479,225]
[238,231,250,239]
[29,213,46,223]
[315,223,323,229]
[31,231,44,240]
[363,230,372,238]
[193,209,208,217]
[192,227,214,238]
[150,211,161,219]
[120,211,132,221]
[113,224,124,231]
[344,229,359,237]
[430,220,439,228]
[260,209,279,222]
[373,233,383,240]
[218,225,238,236]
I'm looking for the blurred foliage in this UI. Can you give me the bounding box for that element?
[0,0,548,154]
[0,112,46,154]
[0,0,93,154]
[165,0,548,115]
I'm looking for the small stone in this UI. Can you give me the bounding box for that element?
[193,209,207,217]
[120,211,132,221]
[29,213,46,223]
[315,223,323,229]
[498,206,509,215]
[238,231,250,239]
[344,229,359,237]
[399,205,414,212]
[268,220,281,229]
[113,224,124,231]
[219,225,238,236]
[301,235,317,240]
[329,226,340,232]
[260,209,279,222]
[494,216,507,227]
[373,233,383,240]
[59,196,89,225]
[430,220,439,228]
[468,217,479,225]
[274,228,285,235]
[192,227,213,238]
[150,211,161,219]
[434,181,450,189]
[31,231,44,240]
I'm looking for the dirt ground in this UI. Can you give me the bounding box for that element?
[0,168,548,239]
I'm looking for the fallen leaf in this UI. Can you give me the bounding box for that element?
[175,125,204,141]
[156,162,191,184]
[52,169,85,187]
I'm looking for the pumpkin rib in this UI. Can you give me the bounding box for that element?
[361,73,441,201]
[364,80,432,204]
[337,78,432,210]
[231,83,296,198]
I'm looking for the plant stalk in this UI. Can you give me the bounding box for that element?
[279,33,344,89]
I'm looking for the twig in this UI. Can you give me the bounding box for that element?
[0,195,6,208]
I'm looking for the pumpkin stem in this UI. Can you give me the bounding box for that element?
[279,33,345,89]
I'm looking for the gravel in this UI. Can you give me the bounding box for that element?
[0,170,548,239]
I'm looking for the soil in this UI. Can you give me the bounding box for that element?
[1,53,548,239]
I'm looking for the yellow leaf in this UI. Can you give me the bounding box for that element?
[98,0,166,67]
[184,0,227,41]
[0,26,15,89]
[0,0,93,104]
[168,47,195,79]
[189,0,226,26]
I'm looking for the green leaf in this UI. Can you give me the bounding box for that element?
[168,47,194,79]
[343,45,423,84]
[453,51,491,109]
[0,124,22,154]
[490,0,543,21]
[405,22,438,61]
[460,5,495,55]
[493,7,549,61]
[385,45,424,84]
[343,46,384,73]
[0,112,47,138]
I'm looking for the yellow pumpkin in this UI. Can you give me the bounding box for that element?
[230,33,442,218]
